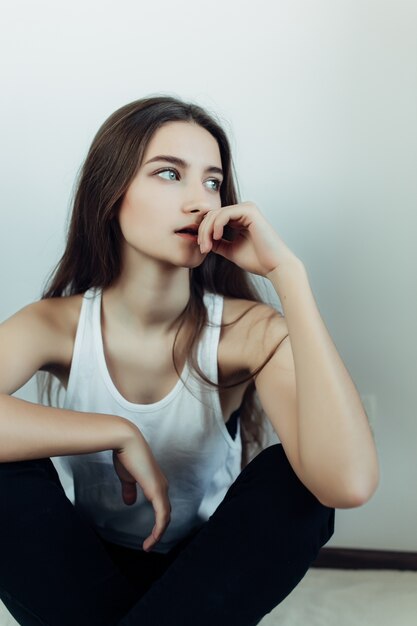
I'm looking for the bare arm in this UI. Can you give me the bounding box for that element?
[0,393,134,462]
[255,260,379,507]
[0,298,132,461]
[198,200,378,508]
[0,299,171,550]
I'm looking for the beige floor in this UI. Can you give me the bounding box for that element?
[1,567,417,625]
[259,567,417,626]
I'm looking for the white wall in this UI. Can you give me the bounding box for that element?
[1,0,416,551]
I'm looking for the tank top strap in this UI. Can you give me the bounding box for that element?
[198,291,224,384]
[63,286,100,408]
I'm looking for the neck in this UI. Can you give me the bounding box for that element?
[103,267,191,336]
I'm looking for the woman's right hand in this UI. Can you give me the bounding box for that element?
[112,423,171,552]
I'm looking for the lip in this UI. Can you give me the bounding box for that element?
[175,232,199,243]
[175,223,201,235]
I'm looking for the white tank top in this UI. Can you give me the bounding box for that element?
[51,287,242,553]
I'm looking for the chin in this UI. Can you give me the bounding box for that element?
[174,247,207,266]
[176,254,207,269]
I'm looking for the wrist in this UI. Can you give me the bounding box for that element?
[114,417,142,452]
[266,257,306,283]
[266,258,309,307]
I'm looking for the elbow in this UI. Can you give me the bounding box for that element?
[323,489,375,510]
[317,471,380,510]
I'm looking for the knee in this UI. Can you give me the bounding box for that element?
[238,443,305,496]
[0,457,58,484]
[231,443,335,547]
[0,457,64,510]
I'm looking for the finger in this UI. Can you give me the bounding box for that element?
[203,220,235,255]
[200,209,226,253]
[208,214,236,249]
[143,493,171,552]
[213,221,225,240]
[142,526,158,552]
[211,237,232,258]
[198,209,218,252]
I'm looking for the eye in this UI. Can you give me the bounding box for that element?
[207,178,222,191]
[155,167,222,192]
[155,167,179,180]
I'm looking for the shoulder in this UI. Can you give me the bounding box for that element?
[220,296,288,376]
[0,293,85,394]
[29,293,84,337]
[21,293,84,371]
[1,294,81,333]
[44,293,85,362]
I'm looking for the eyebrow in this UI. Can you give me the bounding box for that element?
[144,155,224,177]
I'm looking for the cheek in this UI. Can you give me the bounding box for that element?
[118,197,167,249]
[118,192,148,236]
[119,202,139,233]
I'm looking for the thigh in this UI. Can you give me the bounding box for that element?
[117,443,335,626]
[0,457,139,626]
[99,538,179,594]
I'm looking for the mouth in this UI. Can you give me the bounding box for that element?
[175,225,200,244]
[175,232,199,243]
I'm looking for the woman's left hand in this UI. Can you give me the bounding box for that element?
[197,201,300,277]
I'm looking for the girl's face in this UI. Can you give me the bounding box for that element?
[118,121,224,268]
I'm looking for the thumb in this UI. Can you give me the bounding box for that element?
[121,480,137,505]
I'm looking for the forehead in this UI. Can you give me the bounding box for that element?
[142,121,222,165]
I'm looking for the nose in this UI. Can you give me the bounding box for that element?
[182,201,212,219]
[181,179,220,219]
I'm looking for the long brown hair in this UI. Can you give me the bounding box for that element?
[37,95,286,469]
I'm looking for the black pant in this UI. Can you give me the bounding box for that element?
[0,443,335,626]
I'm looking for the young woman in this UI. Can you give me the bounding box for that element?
[0,95,379,626]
